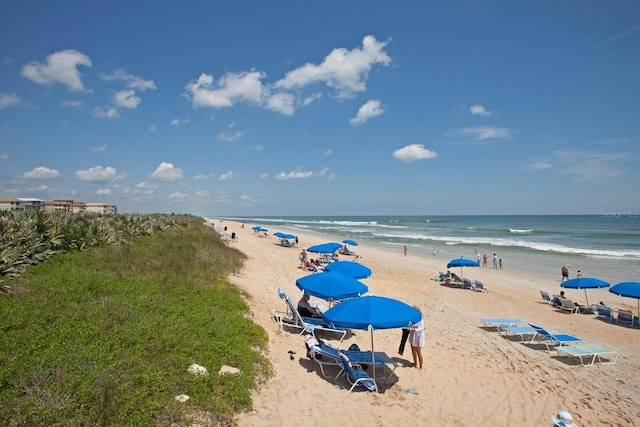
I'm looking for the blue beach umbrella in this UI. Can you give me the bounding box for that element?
[273,232,286,238]
[446,257,480,280]
[296,271,368,303]
[323,295,422,388]
[561,277,610,307]
[274,232,296,239]
[307,242,342,254]
[609,282,640,316]
[342,239,358,246]
[324,260,372,279]
[251,226,261,231]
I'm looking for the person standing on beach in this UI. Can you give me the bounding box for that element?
[299,248,307,268]
[577,270,582,278]
[404,245,408,256]
[499,258,503,270]
[561,264,570,281]
[408,308,425,369]
[476,253,481,265]
[492,254,498,269]
[482,254,488,268]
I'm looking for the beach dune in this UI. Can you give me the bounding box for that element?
[210,219,640,426]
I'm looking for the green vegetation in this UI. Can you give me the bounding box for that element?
[0,213,272,426]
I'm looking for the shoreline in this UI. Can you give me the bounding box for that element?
[208,218,640,426]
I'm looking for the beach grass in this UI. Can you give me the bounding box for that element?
[0,217,272,426]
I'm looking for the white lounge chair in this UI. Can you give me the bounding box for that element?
[337,351,377,393]
[556,344,618,366]
[617,309,635,327]
[540,290,553,304]
[595,305,615,322]
[473,280,487,292]
[272,288,346,341]
[501,326,538,342]
[481,318,528,330]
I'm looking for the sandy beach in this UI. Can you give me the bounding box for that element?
[208,219,640,426]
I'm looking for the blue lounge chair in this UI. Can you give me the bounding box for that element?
[337,351,377,393]
[555,344,618,366]
[616,309,635,327]
[595,305,615,323]
[529,324,583,351]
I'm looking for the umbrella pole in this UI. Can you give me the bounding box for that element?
[584,289,589,307]
[369,325,377,392]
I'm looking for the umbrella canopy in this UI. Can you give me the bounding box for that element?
[561,277,610,307]
[307,242,342,254]
[323,295,421,331]
[274,232,296,239]
[446,257,479,280]
[251,226,262,230]
[609,282,640,316]
[342,239,358,246]
[296,271,368,302]
[324,260,372,279]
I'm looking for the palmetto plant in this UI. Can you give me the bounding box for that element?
[0,210,190,286]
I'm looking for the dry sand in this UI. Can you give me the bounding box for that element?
[208,219,639,426]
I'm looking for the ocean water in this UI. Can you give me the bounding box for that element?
[218,215,640,283]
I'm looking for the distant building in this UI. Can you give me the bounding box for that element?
[86,203,117,214]
[0,197,116,214]
[0,197,46,211]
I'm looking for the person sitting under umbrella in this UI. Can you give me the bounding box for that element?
[298,294,322,318]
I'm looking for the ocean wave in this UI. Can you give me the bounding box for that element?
[509,228,533,234]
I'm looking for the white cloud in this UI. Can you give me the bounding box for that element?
[529,161,552,170]
[96,188,112,195]
[75,166,117,182]
[150,162,185,182]
[275,35,391,99]
[219,171,235,181]
[100,69,157,91]
[216,131,242,142]
[21,49,92,91]
[328,173,337,181]
[302,92,322,106]
[447,126,513,141]
[323,149,332,157]
[554,150,628,182]
[266,92,295,115]
[392,144,438,162]
[260,172,269,179]
[185,71,265,108]
[274,167,327,180]
[170,118,190,126]
[112,89,141,109]
[93,106,120,119]
[169,191,189,200]
[251,144,264,151]
[350,99,385,125]
[0,93,20,109]
[470,104,492,116]
[135,181,159,189]
[91,144,108,152]
[148,124,157,132]
[195,190,211,197]
[21,166,61,179]
[0,153,9,160]
[193,173,214,180]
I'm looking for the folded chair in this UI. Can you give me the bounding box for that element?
[337,351,377,393]
[529,324,583,351]
[272,288,346,341]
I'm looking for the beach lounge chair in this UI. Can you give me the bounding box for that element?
[528,324,583,351]
[481,318,528,330]
[540,291,553,304]
[555,344,618,366]
[463,278,474,290]
[309,342,397,379]
[501,326,538,342]
[336,351,377,393]
[272,288,347,341]
[595,305,615,323]
[473,280,487,292]
[616,309,635,327]
[555,297,580,314]
[450,272,463,283]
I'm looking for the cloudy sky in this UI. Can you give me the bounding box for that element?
[1,1,639,216]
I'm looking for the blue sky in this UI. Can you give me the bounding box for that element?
[1,1,639,216]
